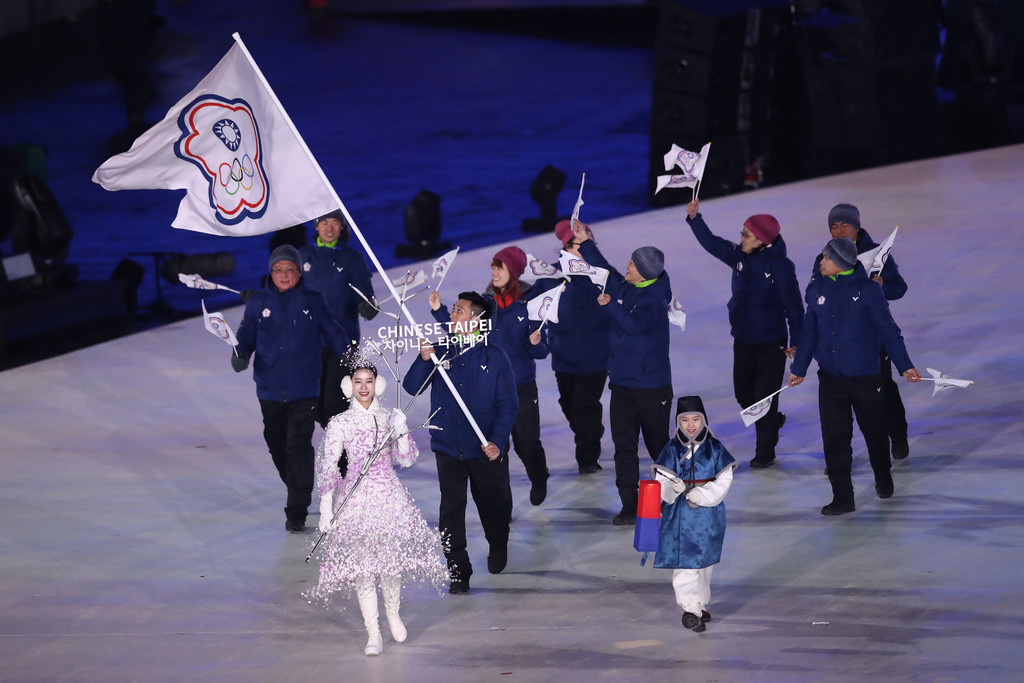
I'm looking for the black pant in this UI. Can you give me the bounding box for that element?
[555,370,607,469]
[880,349,908,443]
[733,340,788,462]
[316,348,351,429]
[609,383,673,510]
[259,397,318,524]
[510,382,548,485]
[435,451,513,581]
[817,371,892,505]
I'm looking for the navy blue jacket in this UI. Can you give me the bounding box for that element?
[298,238,374,342]
[579,241,672,389]
[534,273,610,376]
[791,264,913,379]
[431,289,548,387]
[810,227,907,301]
[235,279,353,401]
[686,213,803,346]
[402,342,519,459]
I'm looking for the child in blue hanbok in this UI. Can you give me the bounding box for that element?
[652,396,737,632]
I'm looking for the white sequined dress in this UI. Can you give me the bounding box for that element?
[305,399,448,606]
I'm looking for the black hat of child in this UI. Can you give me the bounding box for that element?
[823,237,858,271]
[676,395,707,420]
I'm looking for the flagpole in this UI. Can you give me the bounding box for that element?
[231,33,488,446]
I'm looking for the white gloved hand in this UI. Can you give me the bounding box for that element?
[392,408,408,437]
[393,409,411,456]
[671,479,686,495]
[318,491,335,533]
[685,487,702,509]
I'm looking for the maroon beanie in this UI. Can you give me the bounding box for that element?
[493,246,527,281]
[744,214,780,245]
[555,220,573,247]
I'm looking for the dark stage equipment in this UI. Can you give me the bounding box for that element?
[521,164,567,234]
[395,190,451,260]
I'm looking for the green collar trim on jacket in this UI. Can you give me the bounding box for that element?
[829,268,855,281]
[634,277,658,288]
[316,237,338,248]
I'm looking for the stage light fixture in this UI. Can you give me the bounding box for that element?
[395,189,452,259]
[521,164,567,234]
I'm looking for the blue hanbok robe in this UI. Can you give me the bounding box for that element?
[653,436,736,569]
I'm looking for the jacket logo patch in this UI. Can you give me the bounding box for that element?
[817,296,826,305]
[303,263,311,271]
[480,365,488,371]
[736,262,744,272]
[517,316,524,322]
[335,266,344,272]
[852,296,860,301]
[764,272,771,278]
[262,308,271,317]
[302,309,310,316]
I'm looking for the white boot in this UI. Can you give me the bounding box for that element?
[355,580,383,656]
[380,575,407,643]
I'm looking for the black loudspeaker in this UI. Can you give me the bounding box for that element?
[793,0,941,175]
[649,1,784,205]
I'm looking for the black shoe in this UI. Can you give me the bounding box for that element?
[875,482,894,499]
[749,457,776,469]
[820,501,856,516]
[530,475,548,506]
[487,545,507,574]
[682,612,706,632]
[891,437,909,460]
[578,463,603,474]
[701,610,711,622]
[285,520,308,533]
[612,511,637,526]
[449,578,470,594]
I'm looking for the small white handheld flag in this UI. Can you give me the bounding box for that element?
[857,226,898,277]
[559,250,609,289]
[202,300,238,348]
[924,367,975,397]
[526,282,565,325]
[657,142,711,195]
[570,172,586,224]
[431,247,460,289]
[178,272,241,294]
[740,386,788,427]
[525,253,562,279]
[667,297,687,331]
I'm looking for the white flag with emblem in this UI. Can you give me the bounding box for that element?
[526,282,565,324]
[657,142,711,194]
[430,247,460,289]
[924,367,974,397]
[857,226,899,277]
[202,299,238,348]
[570,172,586,223]
[667,297,687,331]
[740,386,787,427]
[525,253,562,279]
[93,38,336,237]
[559,250,609,289]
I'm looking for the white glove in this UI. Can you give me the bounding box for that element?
[318,491,335,533]
[393,409,411,456]
[671,479,686,495]
[392,408,408,436]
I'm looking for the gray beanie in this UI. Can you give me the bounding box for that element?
[268,245,301,271]
[630,245,664,280]
[827,203,861,231]
[823,238,858,271]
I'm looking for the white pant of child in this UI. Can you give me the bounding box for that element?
[672,566,713,615]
